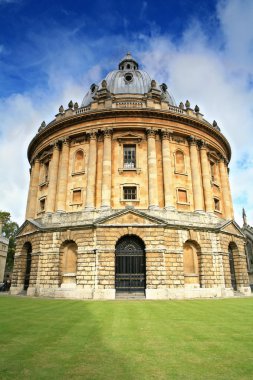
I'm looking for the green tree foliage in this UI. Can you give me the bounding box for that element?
[0,211,19,273]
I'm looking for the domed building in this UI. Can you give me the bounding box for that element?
[11,53,250,299]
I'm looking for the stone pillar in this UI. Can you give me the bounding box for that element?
[85,131,97,210]
[46,142,60,213]
[188,136,204,211]
[56,138,70,212]
[147,129,159,209]
[219,156,233,219]
[25,158,40,219]
[101,129,112,209]
[161,130,174,209]
[199,141,213,212]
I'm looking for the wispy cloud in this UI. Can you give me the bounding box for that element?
[0,0,253,227]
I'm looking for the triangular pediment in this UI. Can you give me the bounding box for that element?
[116,132,143,143]
[95,209,166,226]
[220,220,245,237]
[16,219,41,237]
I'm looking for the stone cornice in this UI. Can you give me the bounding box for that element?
[28,108,231,162]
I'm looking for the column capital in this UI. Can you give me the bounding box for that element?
[187,135,198,146]
[61,137,70,146]
[103,128,113,138]
[87,130,97,140]
[161,130,172,140]
[218,153,228,165]
[198,139,207,149]
[50,140,60,150]
[146,128,157,138]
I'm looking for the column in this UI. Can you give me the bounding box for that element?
[85,131,97,209]
[161,130,174,209]
[46,142,60,213]
[25,158,40,219]
[219,156,233,219]
[188,136,204,211]
[56,138,70,212]
[101,129,112,209]
[146,129,159,209]
[199,141,213,212]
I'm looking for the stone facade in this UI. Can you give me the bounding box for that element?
[11,53,250,299]
[242,209,253,287]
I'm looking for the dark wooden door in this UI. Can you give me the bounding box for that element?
[229,247,237,291]
[115,236,145,292]
[24,251,32,291]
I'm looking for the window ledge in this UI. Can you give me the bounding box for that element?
[39,181,49,188]
[120,199,140,202]
[174,171,188,176]
[72,170,85,176]
[119,168,141,174]
[214,209,222,214]
[37,211,45,215]
[177,202,190,205]
[69,202,83,206]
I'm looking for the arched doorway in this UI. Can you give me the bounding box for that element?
[115,235,146,293]
[228,243,237,291]
[23,242,32,291]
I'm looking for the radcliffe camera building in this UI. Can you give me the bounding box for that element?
[11,53,250,299]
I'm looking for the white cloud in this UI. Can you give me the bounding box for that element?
[0,0,253,227]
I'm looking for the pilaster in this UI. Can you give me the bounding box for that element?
[146,128,159,209]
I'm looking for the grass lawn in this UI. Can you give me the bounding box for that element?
[0,296,253,380]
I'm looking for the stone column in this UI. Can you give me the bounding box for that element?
[85,131,97,210]
[25,158,40,219]
[56,138,70,212]
[188,136,204,211]
[161,130,174,209]
[199,141,213,212]
[46,142,60,213]
[101,129,112,209]
[219,156,233,219]
[146,129,159,209]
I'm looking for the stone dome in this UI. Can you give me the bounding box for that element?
[81,52,176,107]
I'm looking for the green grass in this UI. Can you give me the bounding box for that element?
[0,297,253,380]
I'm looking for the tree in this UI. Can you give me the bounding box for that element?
[0,211,19,274]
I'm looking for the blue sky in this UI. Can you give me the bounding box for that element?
[0,0,253,225]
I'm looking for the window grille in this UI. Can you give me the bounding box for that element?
[123,145,136,169]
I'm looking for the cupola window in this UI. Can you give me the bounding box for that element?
[124,73,133,83]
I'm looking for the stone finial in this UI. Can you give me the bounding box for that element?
[38,121,46,132]
[161,83,167,92]
[151,79,156,88]
[179,102,184,110]
[68,100,74,109]
[194,105,200,113]
[74,102,79,110]
[102,80,107,89]
[243,208,247,226]
[185,100,190,109]
[59,105,64,113]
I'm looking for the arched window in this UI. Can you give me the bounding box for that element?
[175,150,185,174]
[60,241,77,286]
[228,242,238,290]
[73,150,84,174]
[183,241,200,286]
[22,242,32,291]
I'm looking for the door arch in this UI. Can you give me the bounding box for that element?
[115,235,146,293]
[228,243,237,291]
[23,242,32,291]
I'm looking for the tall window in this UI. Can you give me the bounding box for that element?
[210,161,217,182]
[123,145,136,169]
[183,242,200,286]
[214,198,220,211]
[175,150,185,173]
[73,150,84,173]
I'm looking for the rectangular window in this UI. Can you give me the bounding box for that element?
[40,198,46,212]
[178,189,187,203]
[123,186,137,200]
[214,198,220,211]
[72,190,82,204]
[44,162,49,182]
[123,145,136,169]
